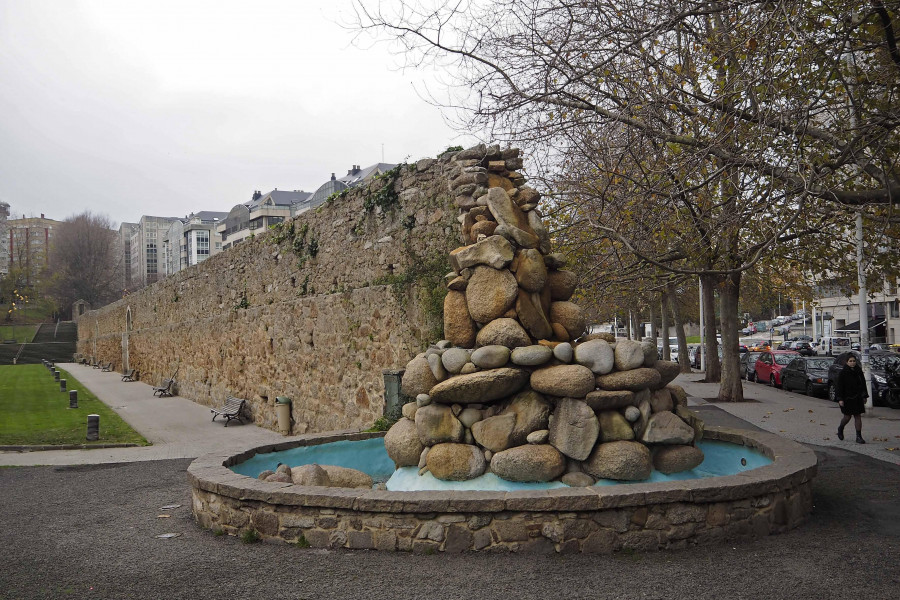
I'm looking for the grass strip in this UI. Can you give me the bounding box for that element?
[0,364,149,446]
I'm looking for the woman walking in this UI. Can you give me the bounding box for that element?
[836,355,868,443]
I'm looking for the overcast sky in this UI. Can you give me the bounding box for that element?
[0,0,471,227]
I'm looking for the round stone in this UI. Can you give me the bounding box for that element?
[441,347,470,374]
[530,364,596,398]
[574,339,615,375]
[509,344,553,366]
[475,318,531,348]
[553,342,573,363]
[465,266,519,323]
[526,429,549,444]
[624,406,641,422]
[471,345,511,369]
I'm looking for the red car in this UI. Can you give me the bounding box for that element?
[753,350,800,387]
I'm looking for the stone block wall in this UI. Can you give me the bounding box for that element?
[77,153,468,433]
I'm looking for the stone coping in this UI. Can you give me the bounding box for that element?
[187,427,818,513]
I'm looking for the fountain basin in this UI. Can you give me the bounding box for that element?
[188,426,816,553]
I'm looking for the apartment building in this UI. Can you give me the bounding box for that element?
[129,215,178,289]
[2,212,58,284]
[162,211,227,276]
[218,190,310,250]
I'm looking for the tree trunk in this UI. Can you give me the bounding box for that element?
[660,292,670,361]
[667,283,691,372]
[701,273,721,382]
[649,303,657,345]
[717,271,745,401]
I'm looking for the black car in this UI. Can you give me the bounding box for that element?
[781,356,834,397]
[827,350,900,408]
[740,351,762,381]
[793,341,815,356]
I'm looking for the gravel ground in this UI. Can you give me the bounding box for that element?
[1,443,898,600]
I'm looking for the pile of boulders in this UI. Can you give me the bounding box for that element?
[383,144,704,485]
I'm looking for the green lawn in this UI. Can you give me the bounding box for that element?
[0,324,38,343]
[0,365,149,446]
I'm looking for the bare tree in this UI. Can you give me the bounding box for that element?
[45,212,123,315]
[354,0,900,400]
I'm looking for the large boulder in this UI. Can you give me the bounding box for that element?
[515,290,553,340]
[585,389,635,412]
[632,394,652,439]
[486,187,540,248]
[291,463,331,486]
[531,364,596,398]
[548,398,600,460]
[426,443,487,481]
[614,340,646,371]
[652,445,705,475]
[441,347,470,374]
[428,367,530,405]
[595,368,662,392]
[583,441,652,481]
[490,444,566,482]
[640,341,658,367]
[471,413,517,453]
[549,301,586,340]
[652,361,681,390]
[546,270,577,301]
[573,339,615,375]
[527,209,551,254]
[597,410,635,442]
[510,344,553,367]
[401,355,439,397]
[675,405,705,444]
[649,389,674,413]
[640,411,696,445]
[465,265,519,323]
[514,249,547,292]
[470,345,511,369]
[499,390,553,445]
[384,418,425,468]
[443,291,477,348]
[449,235,514,272]
[475,318,531,348]
[668,384,689,408]
[415,404,465,445]
[320,465,373,489]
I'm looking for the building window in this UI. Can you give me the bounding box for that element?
[891,300,899,318]
[196,230,210,256]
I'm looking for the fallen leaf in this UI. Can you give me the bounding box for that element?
[808,409,814,413]
[886,447,897,451]
[157,514,171,519]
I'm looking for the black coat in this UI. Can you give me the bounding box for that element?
[836,364,868,415]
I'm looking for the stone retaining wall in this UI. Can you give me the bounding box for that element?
[187,427,817,553]
[76,153,469,433]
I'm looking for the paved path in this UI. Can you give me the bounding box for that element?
[3,364,898,467]
[0,363,288,466]
[676,372,900,466]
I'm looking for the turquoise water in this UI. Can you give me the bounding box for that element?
[230,438,772,491]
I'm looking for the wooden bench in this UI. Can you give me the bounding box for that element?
[101,362,113,372]
[152,378,176,397]
[121,369,137,382]
[211,396,246,427]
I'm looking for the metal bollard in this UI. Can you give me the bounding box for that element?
[69,390,78,408]
[54,370,60,382]
[86,414,99,441]
[60,379,67,392]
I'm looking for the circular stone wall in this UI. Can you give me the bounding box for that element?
[188,426,816,553]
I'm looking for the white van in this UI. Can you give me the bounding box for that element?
[816,336,851,356]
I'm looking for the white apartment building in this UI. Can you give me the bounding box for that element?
[162,211,227,276]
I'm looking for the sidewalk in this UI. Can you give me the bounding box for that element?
[676,372,900,466]
[3,364,898,468]
[0,363,287,466]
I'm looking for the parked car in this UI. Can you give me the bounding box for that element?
[780,356,835,397]
[753,350,801,387]
[869,343,898,352]
[740,351,763,381]
[793,341,816,356]
[817,336,852,356]
[749,340,771,352]
[826,350,900,408]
